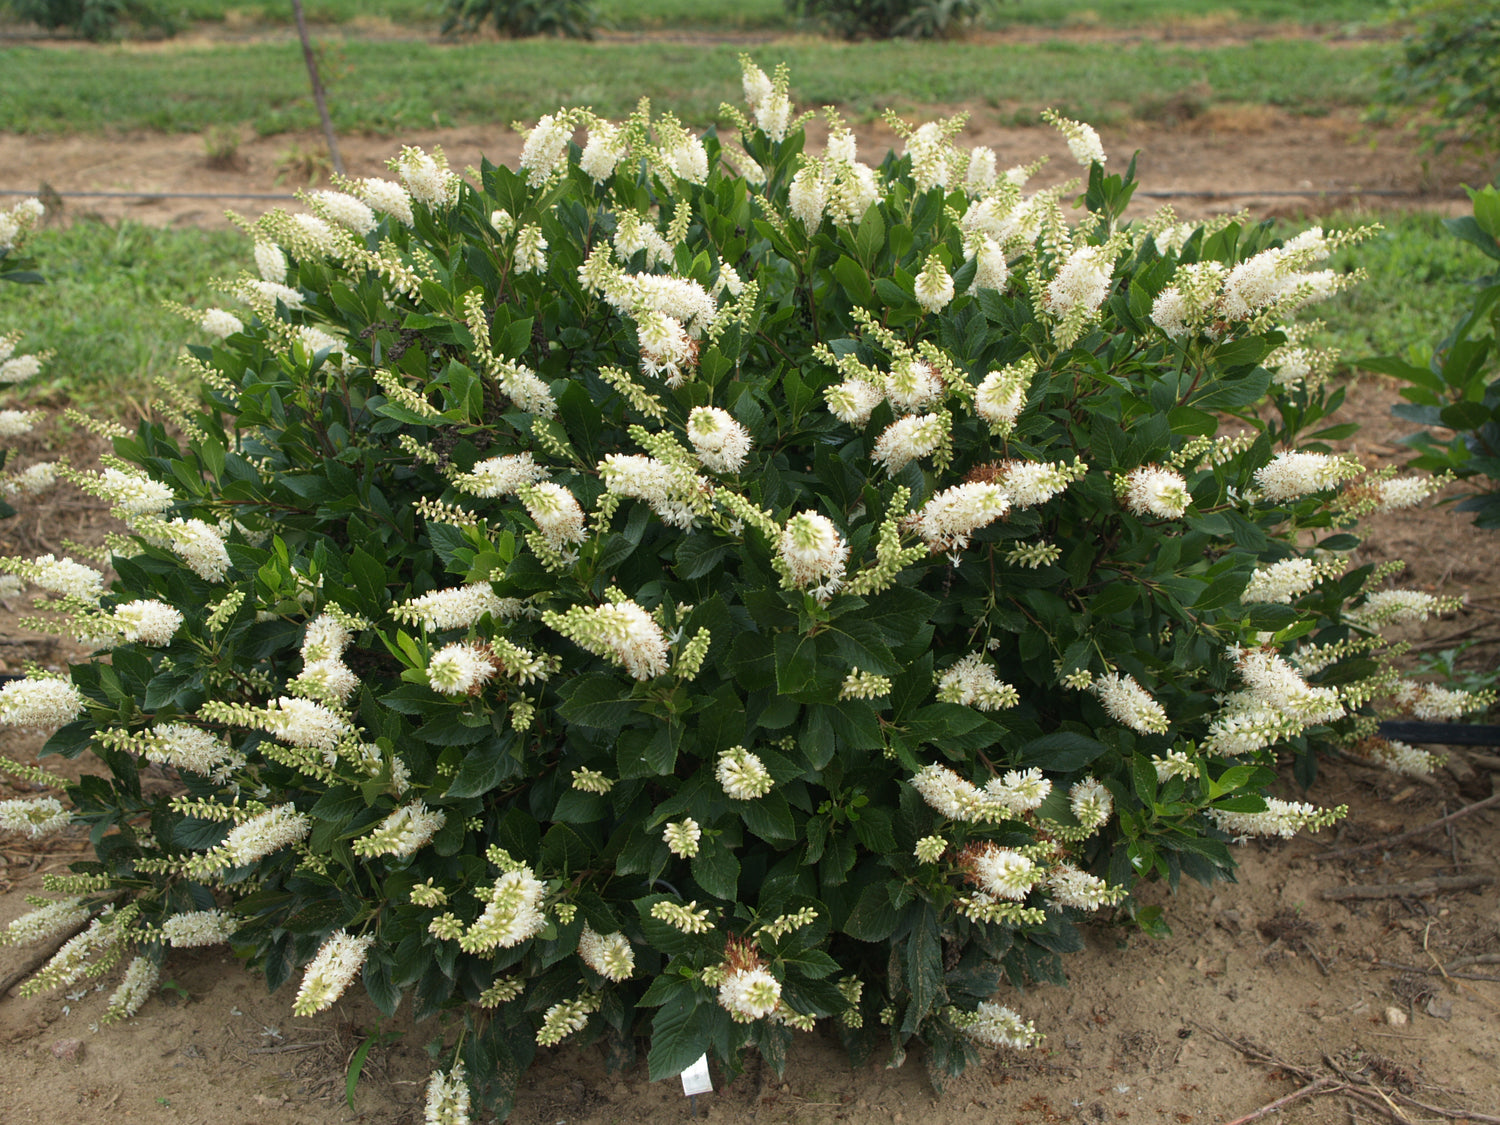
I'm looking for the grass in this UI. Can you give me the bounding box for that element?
[0,36,1386,136]
[6,220,244,413]
[1309,211,1493,364]
[143,0,1394,32]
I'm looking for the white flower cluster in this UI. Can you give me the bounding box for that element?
[787,126,881,229]
[394,583,523,631]
[217,804,313,868]
[1091,672,1170,735]
[459,867,546,952]
[776,511,849,600]
[718,965,782,1023]
[352,177,414,225]
[454,451,547,498]
[143,722,238,779]
[1203,647,1343,757]
[392,146,460,208]
[428,641,496,696]
[1254,451,1362,503]
[650,899,714,933]
[0,676,86,729]
[160,518,232,581]
[1393,680,1481,721]
[913,482,1010,552]
[974,358,1036,436]
[0,196,43,250]
[536,991,602,1046]
[663,817,702,858]
[909,763,1031,824]
[0,335,44,385]
[96,467,176,515]
[840,669,892,700]
[293,929,374,1016]
[686,406,752,473]
[872,412,948,475]
[543,599,670,680]
[1069,777,1114,831]
[1210,796,1344,839]
[308,189,377,234]
[0,796,70,838]
[0,897,91,947]
[970,844,1038,901]
[161,909,238,948]
[352,802,447,859]
[111,599,184,646]
[521,483,587,554]
[578,925,635,981]
[105,955,160,1023]
[1122,465,1189,519]
[1242,557,1330,604]
[5,553,104,601]
[1046,863,1124,911]
[1349,589,1448,627]
[951,1001,1041,1049]
[936,653,1020,712]
[424,1063,471,1125]
[741,58,795,141]
[599,453,708,529]
[1359,737,1442,778]
[717,745,774,800]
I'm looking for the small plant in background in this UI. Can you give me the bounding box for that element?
[202,125,247,173]
[786,0,991,39]
[1365,185,1500,527]
[0,59,1489,1120]
[3,0,176,41]
[1375,1,1500,163]
[273,141,333,187]
[441,0,597,39]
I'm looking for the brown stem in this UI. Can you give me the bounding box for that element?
[1222,1077,1342,1125]
[291,0,344,176]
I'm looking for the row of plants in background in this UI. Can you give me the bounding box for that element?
[0,60,1490,1121]
[1376,0,1500,161]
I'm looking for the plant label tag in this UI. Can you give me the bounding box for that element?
[679,1054,712,1096]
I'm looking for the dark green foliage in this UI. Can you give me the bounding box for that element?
[1377,0,1500,159]
[441,0,596,38]
[787,0,990,39]
[1369,184,1500,526]
[5,0,176,40]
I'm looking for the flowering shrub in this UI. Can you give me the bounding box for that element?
[1366,184,1500,528]
[0,60,1489,1119]
[1,196,49,524]
[1376,0,1500,158]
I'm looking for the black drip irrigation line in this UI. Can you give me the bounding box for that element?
[0,187,1472,203]
[0,188,298,201]
[1378,720,1500,748]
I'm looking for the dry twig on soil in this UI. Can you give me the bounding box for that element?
[1319,793,1500,860]
[1321,874,1494,901]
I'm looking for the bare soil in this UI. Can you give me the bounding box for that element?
[2,75,1498,1124]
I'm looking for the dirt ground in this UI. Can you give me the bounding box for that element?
[2,32,1499,1122]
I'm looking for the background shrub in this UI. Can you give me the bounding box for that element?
[786,0,991,39]
[4,0,176,40]
[1377,0,1500,160]
[441,0,597,38]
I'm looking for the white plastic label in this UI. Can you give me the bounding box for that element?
[679,1053,713,1096]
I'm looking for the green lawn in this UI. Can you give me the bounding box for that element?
[0,36,1384,136]
[3,221,245,412]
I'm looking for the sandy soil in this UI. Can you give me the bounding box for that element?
[1,50,1498,1121]
[1,107,1486,236]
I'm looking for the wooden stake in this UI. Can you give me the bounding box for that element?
[291,0,344,176]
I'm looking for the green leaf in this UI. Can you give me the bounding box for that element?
[446,737,520,798]
[691,838,740,901]
[844,881,899,942]
[904,905,944,1020]
[648,991,712,1082]
[739,791,796,842]
[774,632,818,696]
[557,674,638,729]
[855,203,886,268]
[1018,731,1108,772]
